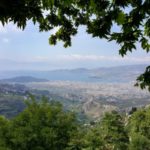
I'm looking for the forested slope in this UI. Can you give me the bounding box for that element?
[0,96,150,150]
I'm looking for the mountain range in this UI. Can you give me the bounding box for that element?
[0,64,147,83]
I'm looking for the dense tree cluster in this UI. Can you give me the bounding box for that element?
[0,0,150,90]
[0,96,150,149]
[0,96,80,150]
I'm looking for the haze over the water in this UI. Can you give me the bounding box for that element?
[0,22,150,71]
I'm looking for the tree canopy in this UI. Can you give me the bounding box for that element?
[0,96,79,150]
[1,96,150,149]
[0,0,150,90]
[127,106,150,150]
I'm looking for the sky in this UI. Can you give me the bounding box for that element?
[0,22,150,71]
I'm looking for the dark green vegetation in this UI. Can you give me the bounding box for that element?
[0,84,28,118]
[0,94,25,118]
[0,96,79,150]
[1,96,150,150]
[0,0,150,90]
[0,0,149,51]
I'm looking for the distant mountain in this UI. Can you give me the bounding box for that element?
[0,76,49,83]
[89,64,147,83]
[0,64,147,83]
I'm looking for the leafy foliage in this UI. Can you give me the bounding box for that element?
[0,96,79,150]
[135,66,150,91]
[0,0,149,51]
[100,111,129,150]
[127,107,150,150]
[85,111,129,150]
[84,107,150,150]
[85,124,105,149]
[1,96,150,149]
[0,116,9,150]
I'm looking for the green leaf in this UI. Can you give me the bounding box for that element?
[116,11,126,25]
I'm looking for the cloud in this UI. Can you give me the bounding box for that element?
[0,24,7,33]
[0,54,149,71]
[33,56,50,62]
[25,54,150,64]
[56,54,150,63]
[58,54,110,61]
[0,23,22,34]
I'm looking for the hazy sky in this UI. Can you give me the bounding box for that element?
[0,22,150,70]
